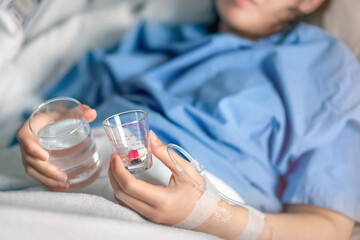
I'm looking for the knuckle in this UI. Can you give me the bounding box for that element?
[24,143,41,157]
[113,192,120,201]
[23,155,32,165]
[159,199,175,216]
[15,128,21,140]
[41,176,62,188]
[182,164,197,177]
[151,212,165,224]
[158,198,170,211]
[22,141,34,153]
[182,163,193,173]
[16,121,28,141]
[114,191,124,202]
[25,166,32,175]
[48,181,62,188]
[122,179,134,192]
[114,195,124,206]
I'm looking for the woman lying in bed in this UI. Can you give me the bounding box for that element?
[16,0,360,239]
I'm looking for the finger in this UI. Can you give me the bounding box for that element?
[108,170,133,209]
[110,154,165,207]
[150,130,192,175]
[113,194,130,208]
[107,166,130,208]
[26,111,61,134]
[48,187,69,192]
[24,152,67,182]
[22,156,29,170]
[21,155,67,191]
[17,120,49,161]
[108,165,156,219]
[26,165,69,189]
[83,105,97,123]
[150,131,205,187]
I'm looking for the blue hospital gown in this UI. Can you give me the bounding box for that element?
[46,21,360,221]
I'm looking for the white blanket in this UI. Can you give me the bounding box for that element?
[0,191,218,240]
[0,128,245,239]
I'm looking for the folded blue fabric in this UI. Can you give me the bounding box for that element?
[46,21,360,221]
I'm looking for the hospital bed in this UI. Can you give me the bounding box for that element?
[0,0,359,239]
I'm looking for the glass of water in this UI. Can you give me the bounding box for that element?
[103,110,152,174]
[29,97,101,189]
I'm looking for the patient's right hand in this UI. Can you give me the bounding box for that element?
[16,105,97,191]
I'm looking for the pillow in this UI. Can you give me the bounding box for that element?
[307,0,360,60]
[142,0,360,61]
[142,0,214,24]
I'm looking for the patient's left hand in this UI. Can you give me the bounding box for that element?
[108,130,204,225]
[16,104,97,191]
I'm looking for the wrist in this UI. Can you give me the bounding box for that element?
[193,200,248,239]
[257,216,279,240]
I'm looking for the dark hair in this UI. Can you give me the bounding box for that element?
[210,0,220,32]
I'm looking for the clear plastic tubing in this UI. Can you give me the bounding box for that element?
[166,144,248,208]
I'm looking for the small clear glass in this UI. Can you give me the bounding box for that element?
[29,97,101,189]
[103,110,152,174]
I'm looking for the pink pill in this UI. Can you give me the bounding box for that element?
[128,148,147,159]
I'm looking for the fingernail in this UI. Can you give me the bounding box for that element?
[83,105,90,110]
[57,172,67,182]
[150,130,159,143]
[37,151,48,161]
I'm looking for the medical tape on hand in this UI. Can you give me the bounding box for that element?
[173,176,221,230]
[173,176,265,240]
[167,145,265,238]
[235,206,265,240]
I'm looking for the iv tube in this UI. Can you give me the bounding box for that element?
[166,144,248,208]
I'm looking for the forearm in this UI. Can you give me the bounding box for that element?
[193,200,276,240]
[265,205,355,240]
[193,202,354,240]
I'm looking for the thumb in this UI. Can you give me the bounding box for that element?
[150,131,205,188]
[150,130,188,175]
[82,105,97,123]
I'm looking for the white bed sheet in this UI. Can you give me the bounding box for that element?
[0,1,138,149]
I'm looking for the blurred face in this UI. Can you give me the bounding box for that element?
[216,0,323,39]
